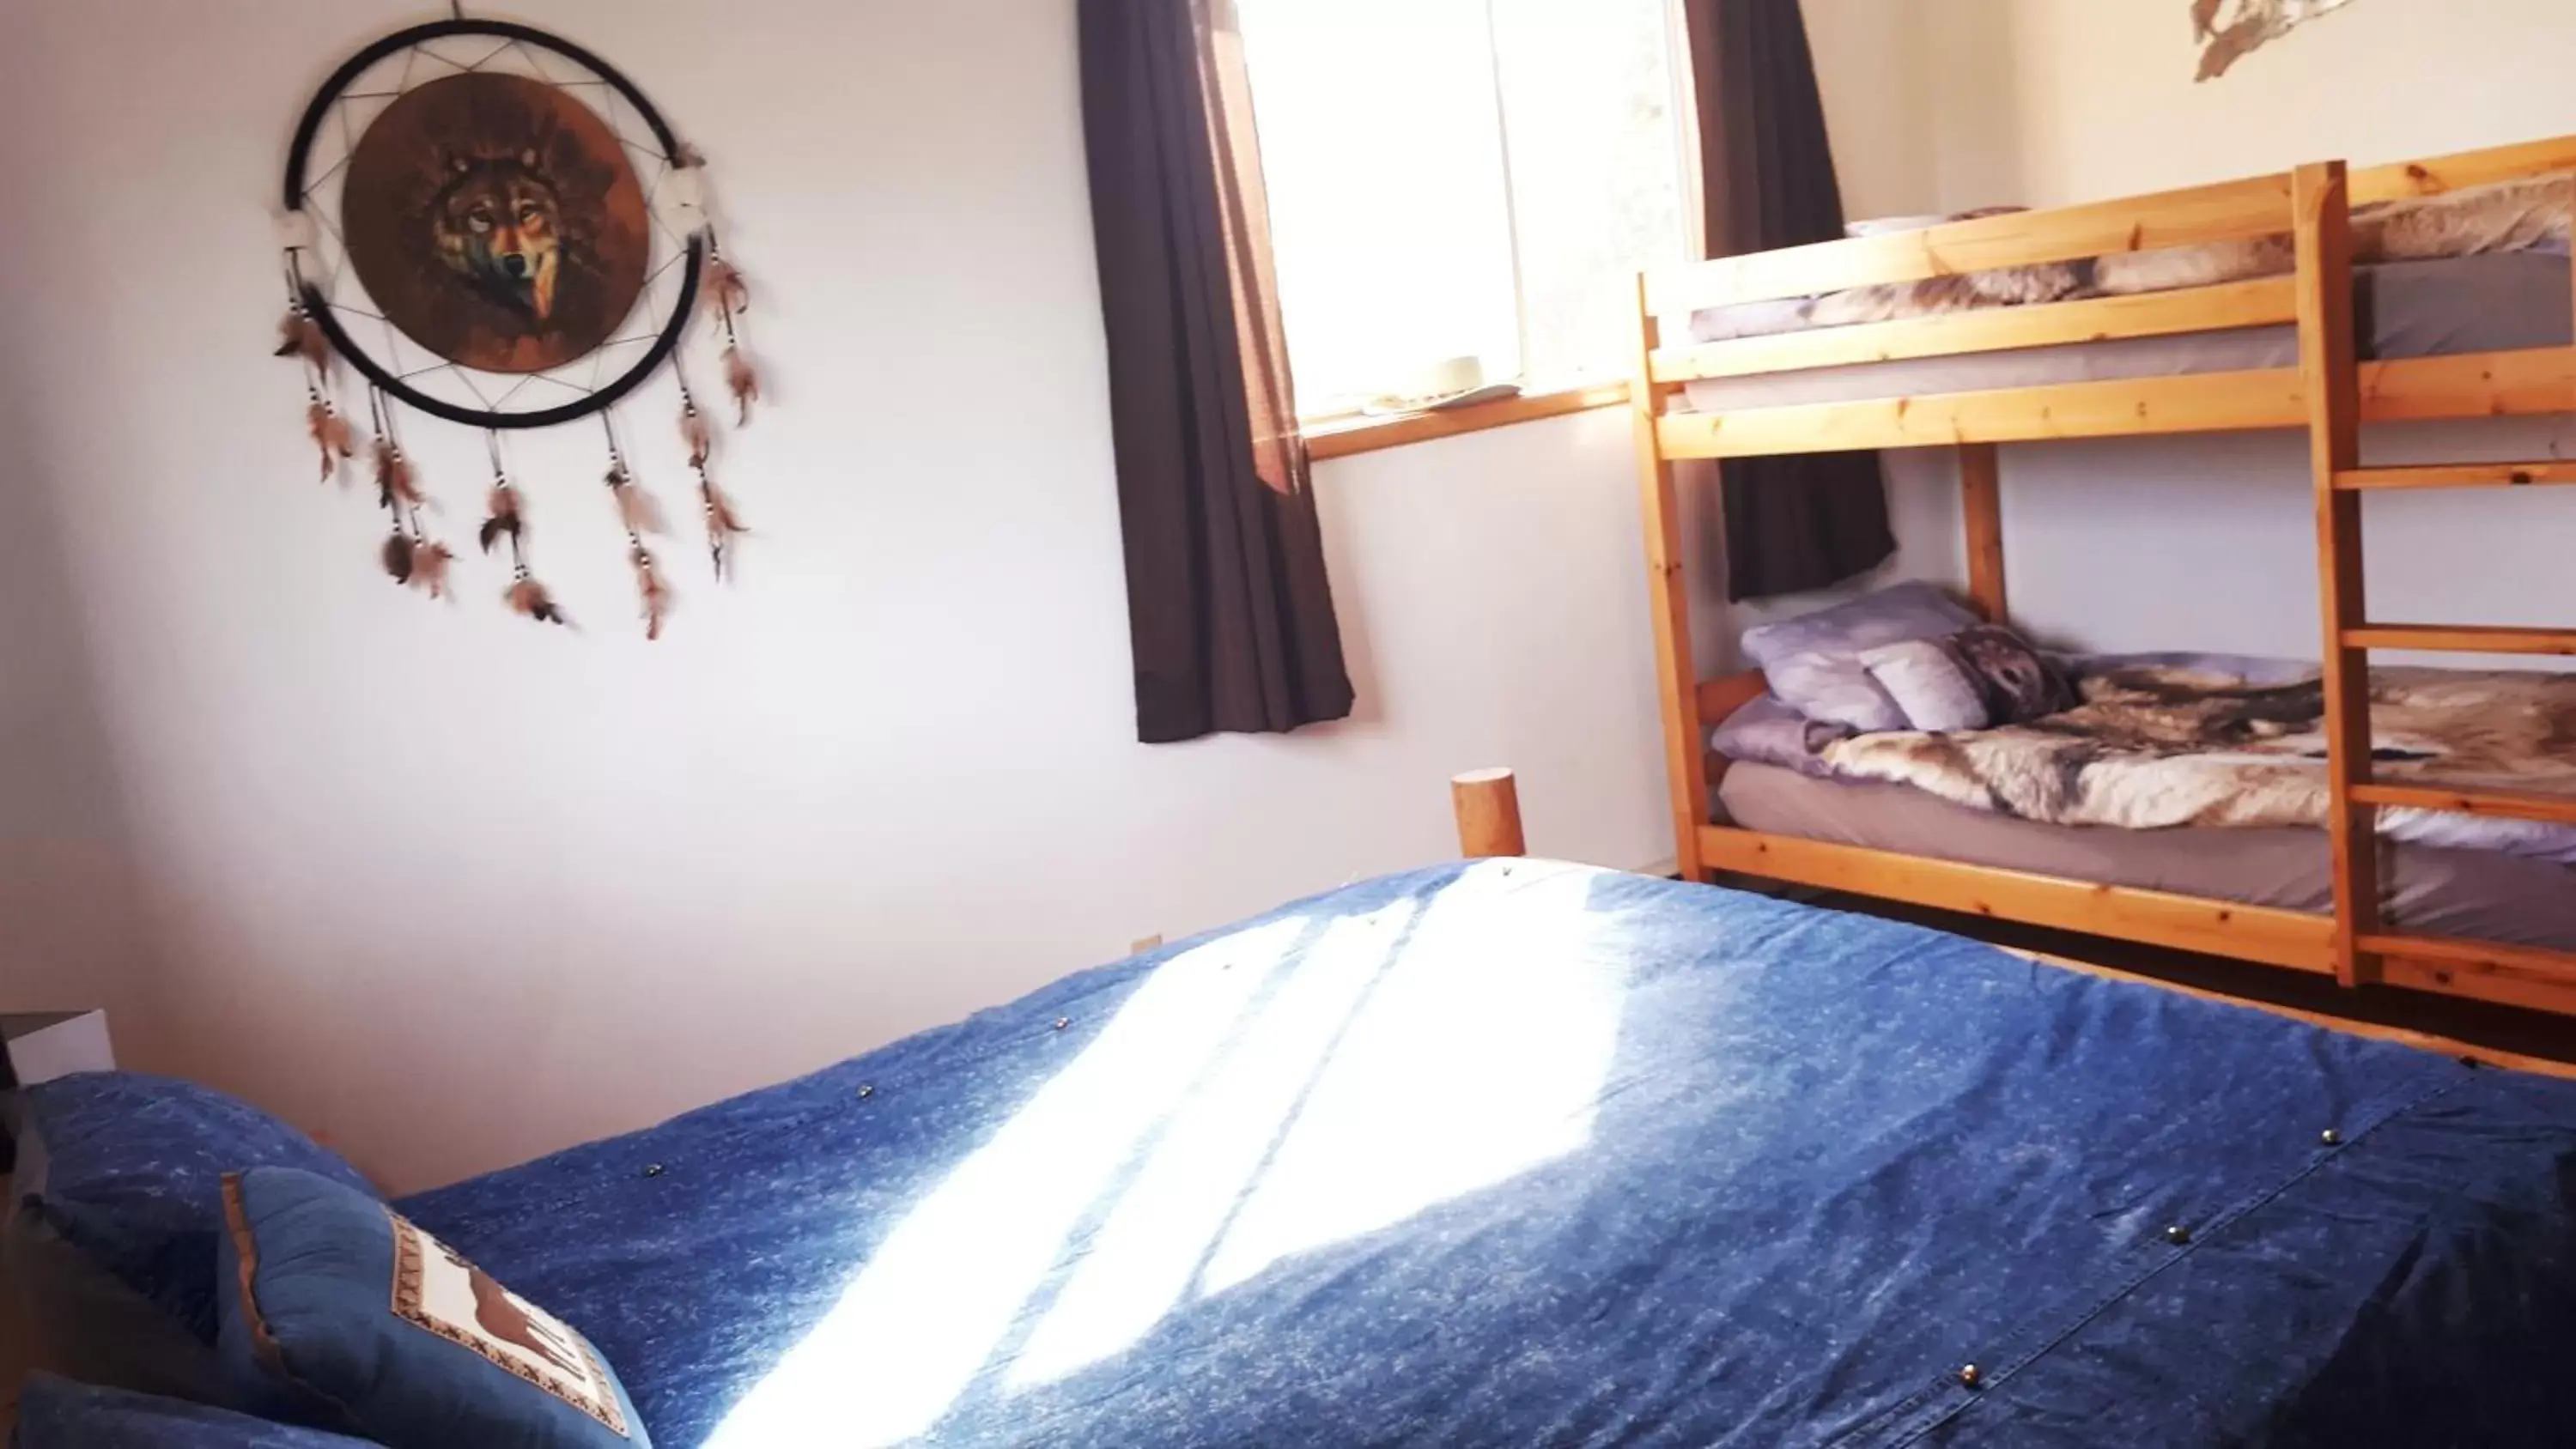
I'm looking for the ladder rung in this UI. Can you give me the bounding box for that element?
[2335,460,2576,490]
[2358,931,2576,985]
[2342,624,2576,656]
[2350,781,2576,826]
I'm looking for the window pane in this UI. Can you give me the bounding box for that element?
[1238,0,1522,415]
[1490,0,1690,385]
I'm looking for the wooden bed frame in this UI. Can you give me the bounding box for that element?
[1625,135,2576,1018]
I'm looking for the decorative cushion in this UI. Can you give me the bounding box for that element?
[16,1072,377,1346]
[1860,639,1991,732]
[1739,582,1980,732]
[218,1167,649,1449]
[1938,624,2079,724]
[11,1372,387,1448]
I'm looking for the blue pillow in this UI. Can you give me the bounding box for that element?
[217,1167,650,1449]
[17,1072,378,1344]
[12,1373,386,1447]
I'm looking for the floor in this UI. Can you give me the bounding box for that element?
[1,1173,26,1439]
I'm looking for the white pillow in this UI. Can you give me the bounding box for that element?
[1860,640,1991,732]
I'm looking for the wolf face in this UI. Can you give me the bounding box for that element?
[429,150,563,320]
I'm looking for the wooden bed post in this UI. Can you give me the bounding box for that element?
[1631,275,1710,882]
[2292,161,2383,991]
[1452,768,1528,858]
[1959,443,2008,624]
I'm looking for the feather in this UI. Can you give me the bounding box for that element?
[507,575,569,627]
[679,404,714,466]
[631,544,671,641]
[723,346,760,427]
[307,402,355,482]
[275,311,331,373]
[479,483,523,554]
[701,480,750,580]
[702,256,750,319]
[373,440,424,512]
[380,531,415,585]
[407,541,453,600]
[609,472,669,537]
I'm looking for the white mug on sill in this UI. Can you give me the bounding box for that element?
[1364,355,1522,415]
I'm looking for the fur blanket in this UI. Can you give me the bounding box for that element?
[1715,173,2575,339]
[1821,665,2576,863]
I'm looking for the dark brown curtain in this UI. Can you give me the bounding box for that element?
[1686,0,1897,602]
[1078,0,1356,743]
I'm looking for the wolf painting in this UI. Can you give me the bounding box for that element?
[343,73,647,373]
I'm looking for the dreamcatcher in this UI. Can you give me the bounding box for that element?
[275,15,764,639]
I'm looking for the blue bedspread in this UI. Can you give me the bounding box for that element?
[397,863,2576,1447]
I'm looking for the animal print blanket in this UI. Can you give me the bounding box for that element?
[1821,664,2576,864]
[1698,173,2574,341]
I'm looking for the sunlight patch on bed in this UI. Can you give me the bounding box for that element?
[702,861,1631,1447]
[702,914,1312,1449]
[1015,862,1626,1385]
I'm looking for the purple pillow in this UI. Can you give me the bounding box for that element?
[1739,582,1980,733]
[1708,694,1853,779]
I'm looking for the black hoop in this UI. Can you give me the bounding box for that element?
[282,19,704,431]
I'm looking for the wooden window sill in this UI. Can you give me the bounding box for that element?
[1303,381,1631,462]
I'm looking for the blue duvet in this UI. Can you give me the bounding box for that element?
[398,862,2576,1446]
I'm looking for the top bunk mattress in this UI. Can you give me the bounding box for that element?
[1680,252,2573,414]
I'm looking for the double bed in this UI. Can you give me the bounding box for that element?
[17,833,2576,1446]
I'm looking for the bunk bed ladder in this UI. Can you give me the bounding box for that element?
[2295,160,2576,1003]
[2293,162,2380,989]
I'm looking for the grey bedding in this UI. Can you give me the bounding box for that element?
[1716,761,2576,951]
[1681,252,2572,413]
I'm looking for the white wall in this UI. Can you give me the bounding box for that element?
[0,0,1722,1192]
[1920,0,2576,657]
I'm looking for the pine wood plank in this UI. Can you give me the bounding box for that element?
[2335,460,2576,491]
[1644,173,2296,315]
[2348,134,2576,203]
[2294,161,2382,991]
[1651,280,2295,384]
[1697,826,2335,972]
[1959,444,2008,624]
[1693,670,1770,725]
[1656,366,2307,458]
[1304,382,1629,461]
[2366,932,2576,1016]
[2349,782,2576,826]
[2342,624,2576,655]
[1631,277,1708,882]
[1655,346,2576,459]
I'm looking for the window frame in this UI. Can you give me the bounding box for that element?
[1271,0,1703,460]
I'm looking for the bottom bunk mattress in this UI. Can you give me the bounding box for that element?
[1719,759,2576,949]
[388,862,2576,1448]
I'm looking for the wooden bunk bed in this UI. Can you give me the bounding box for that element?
[1626,135,2576,1016]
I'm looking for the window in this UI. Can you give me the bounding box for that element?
[1236,0,1692,421]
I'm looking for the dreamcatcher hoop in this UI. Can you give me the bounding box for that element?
[281,18,705,430]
